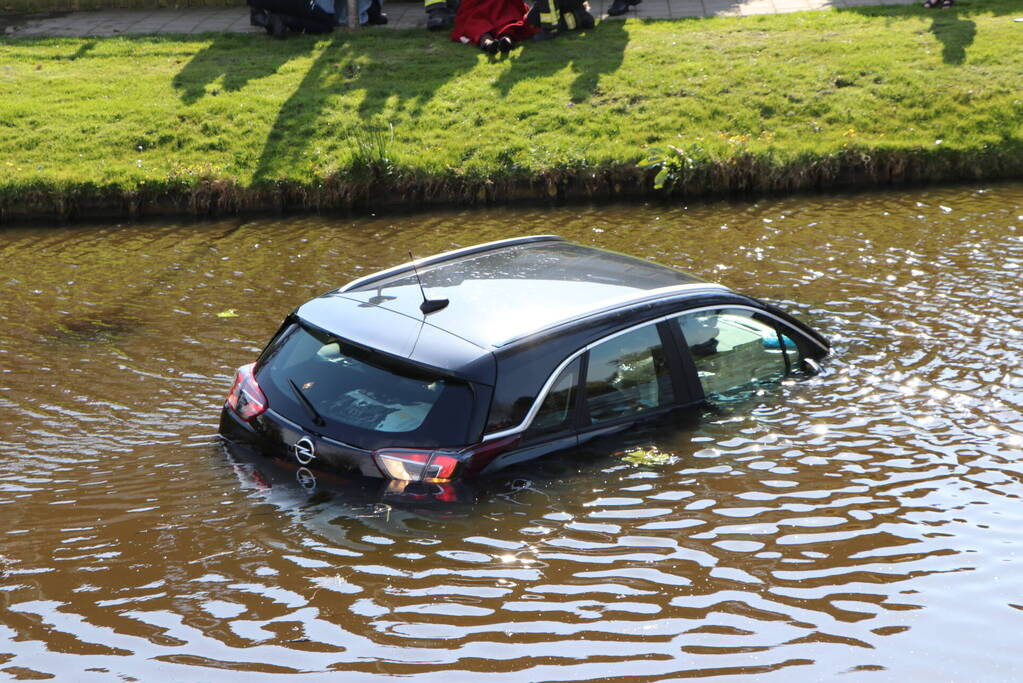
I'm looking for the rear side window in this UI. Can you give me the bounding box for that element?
[529,358,580,434]
[585,324,674,424]
[257,324,474,449]
[673,308,800,402]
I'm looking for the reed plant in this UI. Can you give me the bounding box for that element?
[1,0,1021,220]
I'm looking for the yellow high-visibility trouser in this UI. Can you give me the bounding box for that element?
[534,0,560,28]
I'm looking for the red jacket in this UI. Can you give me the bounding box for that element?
[451,0,537,45]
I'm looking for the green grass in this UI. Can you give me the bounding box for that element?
[1,0,1022,218]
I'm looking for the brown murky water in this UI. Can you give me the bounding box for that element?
[2,184,1023,681]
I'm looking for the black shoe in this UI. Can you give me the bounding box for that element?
[250,8,270,27]
[266,14,287,38]
[480,33,500,53]
[426,6,453,30]
[532,27,558,41]
[576,9,595,28]
[607,0,639,15]
[367,0,389,24]
[498,35,513,52]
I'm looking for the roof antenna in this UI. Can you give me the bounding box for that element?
[409,250,449,315]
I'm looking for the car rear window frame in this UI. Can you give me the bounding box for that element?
[255,320,478,450]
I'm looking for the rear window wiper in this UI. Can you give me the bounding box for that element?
[288,378,326,427]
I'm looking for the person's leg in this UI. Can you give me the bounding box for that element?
[367,0,388,26]
[607,0,639,18]
[425,0,453,30]
[249,0,335,35]
[529,0,560,40]
[248,0,271,27]
[249,0,310,12]
[282,14,335,32]
[280,1,336,33]
[248,0,295,37]
[337,0,382,27]
[557,0,594,30]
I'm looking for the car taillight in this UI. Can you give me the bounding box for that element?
[457,435,521,477]
[226,362,267,421]
[372,449,462,482]
[373,435,522,482]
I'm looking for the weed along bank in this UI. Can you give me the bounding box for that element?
[1,1,1022,221]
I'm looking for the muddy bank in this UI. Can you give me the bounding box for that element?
[3,146,1022,223]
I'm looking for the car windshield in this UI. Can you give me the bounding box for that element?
[257,323,475,449]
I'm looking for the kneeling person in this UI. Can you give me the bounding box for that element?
[527,0,594,41]
[249,0,386,38]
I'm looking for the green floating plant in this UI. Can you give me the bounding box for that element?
[621,446,676,467]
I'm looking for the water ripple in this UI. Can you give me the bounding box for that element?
[2,186,1023,679]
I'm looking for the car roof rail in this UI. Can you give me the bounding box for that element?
[337,235,566,294]
[492,283,730,348]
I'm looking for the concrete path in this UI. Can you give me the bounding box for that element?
[1,0,918,37]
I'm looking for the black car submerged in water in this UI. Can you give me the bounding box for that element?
[219,235,830,485]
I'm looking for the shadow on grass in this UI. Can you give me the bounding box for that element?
[172,32,315,105]
[67,39,96,60]
[492,19,629,103]
[928,10,975,64]
[250,31,480,182]
[838,0,1017,66]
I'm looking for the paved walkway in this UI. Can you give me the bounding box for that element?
[2,0,917,37]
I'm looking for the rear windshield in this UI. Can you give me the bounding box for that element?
[257,323,475,450]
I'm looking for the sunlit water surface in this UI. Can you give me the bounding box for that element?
[2,184,1023,681]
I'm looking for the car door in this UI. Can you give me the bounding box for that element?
[479,356,582,473]
[669,306,808,405]
[574,320,693,443]
[483,319,699,472]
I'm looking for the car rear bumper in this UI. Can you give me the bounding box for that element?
[218,404,384,478]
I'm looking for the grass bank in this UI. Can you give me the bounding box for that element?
[1,1,1021,221]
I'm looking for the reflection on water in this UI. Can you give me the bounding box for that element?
[2,184,1023,680]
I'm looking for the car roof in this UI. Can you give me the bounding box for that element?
[319,236,728,351]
